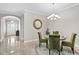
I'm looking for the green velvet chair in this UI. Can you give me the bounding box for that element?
[61,33,77,54]
[38,32,48,48]
[53,31,59,35]
[48,35,60,55]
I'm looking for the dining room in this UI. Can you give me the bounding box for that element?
[0,3,79,55]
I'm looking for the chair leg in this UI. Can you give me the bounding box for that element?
[49,49,50,55]
[61,46,63,51]
[58,51,60,55]
[57,49,60,55]
[39,43,41,47]
[46,41,48,48]
[71,48,74,54]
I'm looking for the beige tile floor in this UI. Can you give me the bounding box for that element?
[0,36,37,55]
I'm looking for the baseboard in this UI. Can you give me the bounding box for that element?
[24,39,38,43]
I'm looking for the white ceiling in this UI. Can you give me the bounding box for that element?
[0,3,79,16]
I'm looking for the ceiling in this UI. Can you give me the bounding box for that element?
[0,3,79,16]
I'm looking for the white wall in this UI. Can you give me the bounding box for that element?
[1,17,6,40]
[20,15,24,39]
[24,10,47,41]
[49,5,79,47]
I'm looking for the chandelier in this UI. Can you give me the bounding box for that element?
[47,3,61,20]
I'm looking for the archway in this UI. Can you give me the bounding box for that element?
[1,16,20,39]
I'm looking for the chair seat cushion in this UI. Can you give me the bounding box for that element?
[40,39,48,42]
[62,41,72,47]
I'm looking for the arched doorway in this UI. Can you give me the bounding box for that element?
[1,16,20,39]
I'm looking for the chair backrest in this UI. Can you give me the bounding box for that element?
[49,35,60,50]
[53,31,59,35]
[38,32,42,41]
[64,33,77,47]
[70,33,77,47]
